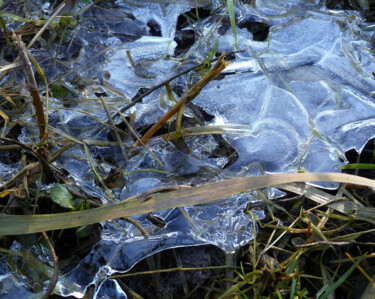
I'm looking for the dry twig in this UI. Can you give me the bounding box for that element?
[133,52,228,146]
[111,50,244,120]
[41,232,59,299]
[13,32,46,138]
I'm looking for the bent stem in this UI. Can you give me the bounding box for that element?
[133,52,228,146]
[13,32,46,138]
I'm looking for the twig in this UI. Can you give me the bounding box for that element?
[114,107,165,168]
[0,144,22,150]
[133,52,228,146]
[13,32,46,138]
[0,137,36,153]
[99,96,128,161]
[126,50,136,69]
[122,217,149,238]
[111,50,245,119]
[41,232,59,299]
[28,3,66,49]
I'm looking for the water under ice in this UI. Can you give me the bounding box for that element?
[2,0,375,297]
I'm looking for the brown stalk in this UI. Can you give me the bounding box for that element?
[133,52,228,146]
[111,49,244,119]
[41,232,59,299]
[13,32,46,138]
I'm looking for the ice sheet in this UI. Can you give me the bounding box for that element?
[3,0,375,297]
[193,5,375,180]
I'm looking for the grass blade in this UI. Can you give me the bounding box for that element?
[337,163,375,169]
[319,255,363,299]
[227,0,238,50]
[1,172,375,236]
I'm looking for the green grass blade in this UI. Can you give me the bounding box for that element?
[1,172,375,236]
[337,163,375,169]
[227,0,238,50]
[319,261,360,299]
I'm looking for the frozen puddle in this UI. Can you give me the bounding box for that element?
[194,8,375,181]
[3,0,375,297]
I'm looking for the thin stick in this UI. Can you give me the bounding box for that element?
[126,49,136,69]
[0,137,36,153]
[133,52,228,146]
[114,107,165,168]
[27,3,66,49]
[41,232,59,299]
[13,32,46,138]
[111,50,244,119]
[122,217,149,239]
[99,96,128,161]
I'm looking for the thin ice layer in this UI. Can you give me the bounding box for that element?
[56,195,263,297]
[194,7,375,178]
[4,1,375,298]
[57,3,375,296]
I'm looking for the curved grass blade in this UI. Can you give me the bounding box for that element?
[1,172,375,236]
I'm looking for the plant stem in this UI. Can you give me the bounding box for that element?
[13,32,46,138]
[133,52,228,146]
